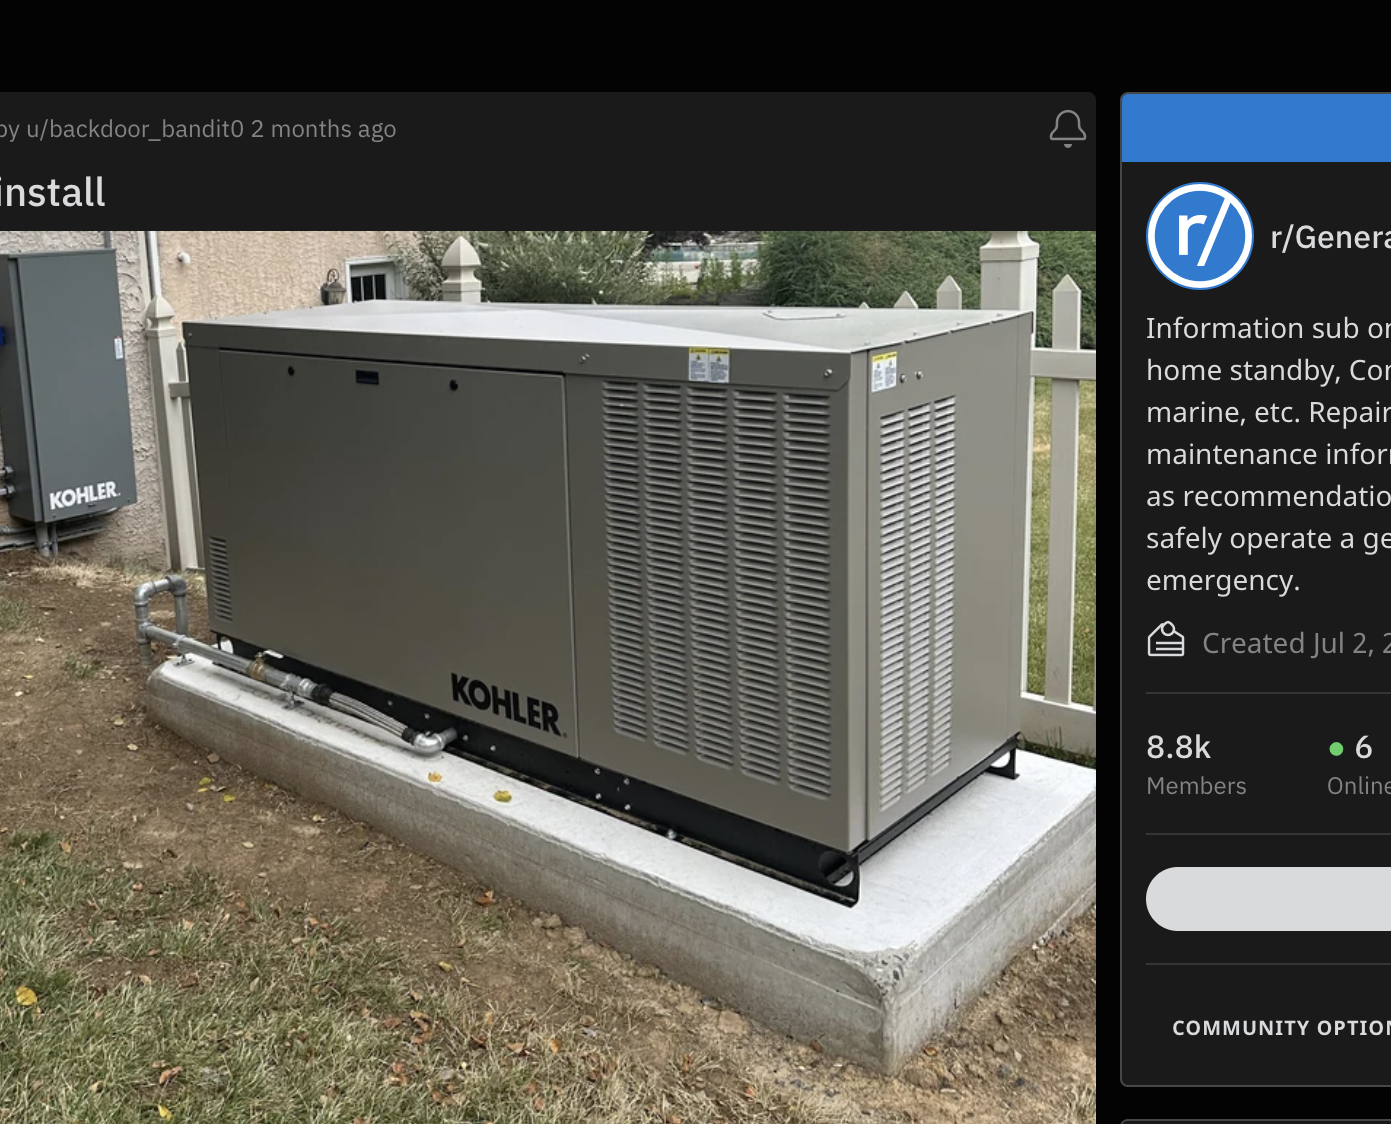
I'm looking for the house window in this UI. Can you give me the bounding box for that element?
[351,272,387,301]
[346,258,399,302]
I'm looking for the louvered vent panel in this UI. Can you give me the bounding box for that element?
[602,384,646,740]
[781,394,834,797]
[877,413,907,810]
[207,537,233,622]
[640,384,689,753]
[931,397,956,775]
[687,386,734,767]
[879,395,957,809]
[731,390,782,783]
[601,381,834,797]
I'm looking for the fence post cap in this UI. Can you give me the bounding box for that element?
[145,294,175,326]
[894,290,918,309]
[443,236,481,269]
[981,231,1041,260]
[1054,274,1081,292]
[937,275,962,293]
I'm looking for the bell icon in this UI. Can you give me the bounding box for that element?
[1050,110,1086,148]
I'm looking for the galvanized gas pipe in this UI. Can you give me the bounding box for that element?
[133,577,456,756]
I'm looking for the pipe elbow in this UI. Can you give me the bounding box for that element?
[410,728,458,754]
[133,579,163,608]
[167,574,188,597]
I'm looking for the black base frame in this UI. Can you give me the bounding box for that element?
[220,636,1019,907]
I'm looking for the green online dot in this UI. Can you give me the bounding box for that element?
[1330,742,1345,756]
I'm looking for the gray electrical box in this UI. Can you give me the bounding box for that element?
[184,302,1033,902]
[0,250,138,524]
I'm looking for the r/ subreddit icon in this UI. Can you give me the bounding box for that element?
[1147,183,1253,290]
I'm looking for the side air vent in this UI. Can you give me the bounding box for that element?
[207,536,232,622]
[879,396,956,810]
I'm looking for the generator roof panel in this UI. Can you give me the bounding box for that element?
[186,301,1025,354]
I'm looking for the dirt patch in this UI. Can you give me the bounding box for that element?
[0,549,1096,1122]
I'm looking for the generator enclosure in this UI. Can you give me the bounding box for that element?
[185,303,1032,892]
[0,250,138,524]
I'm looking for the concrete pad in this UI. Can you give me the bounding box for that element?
[146,656,1096,1074]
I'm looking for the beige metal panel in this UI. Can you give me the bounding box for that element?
[191,349,579,756]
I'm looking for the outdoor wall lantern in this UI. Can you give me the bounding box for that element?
[321,268,347,305]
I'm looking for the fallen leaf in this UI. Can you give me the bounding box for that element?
[437,961,454,973]
[199,777,213,786]
[132,882,145,891]
[744,1085,757,1099]
[223,794,236,803]
[182,919,195,931]
[90,1080,104,1092]
[113,717,125,726]
[494,790,512,803]
[469,1034,488,1049]
[122,861,142,871]
[427,772,443,783]
[483,1011,496,1028]
[59,841,72,854]
[242,842,255,849]
[158,1105,173,1120]
[138,974,153,986]
[158,1066,183,1086]
[533,1097,546,1110]
[922,1045,937,1056]
[408,989,423,1002]
[506,1042,527,1055]
[548,1037,561,1054]
[127,743,140,752]
[311,814,326,823]
[14,986,36,1006]
[380,1016,403,1029]
[21,674,32,680]
[474,889,495,907]
[206,753,220,763]
[522,1081,538,1096]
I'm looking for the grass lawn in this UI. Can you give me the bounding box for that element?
[0,830,850,1124]
[1026,379,1097,710]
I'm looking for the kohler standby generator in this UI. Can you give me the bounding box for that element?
[184,302,1033,904]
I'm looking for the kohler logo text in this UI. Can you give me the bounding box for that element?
[451,674,562,736]
[49,482,118,510]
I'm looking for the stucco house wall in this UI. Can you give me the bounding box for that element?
[0,231,413,565]
[158,231,414,330]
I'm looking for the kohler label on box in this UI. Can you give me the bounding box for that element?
[451,673,563,736]
[49,481,119,510]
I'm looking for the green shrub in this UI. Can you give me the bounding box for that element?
[759,231,1095,348]
[475,231,656,304]
[391,231,658,305]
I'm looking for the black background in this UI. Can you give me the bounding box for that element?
[1124,160,1391,1092]
[0,92,1095,226]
